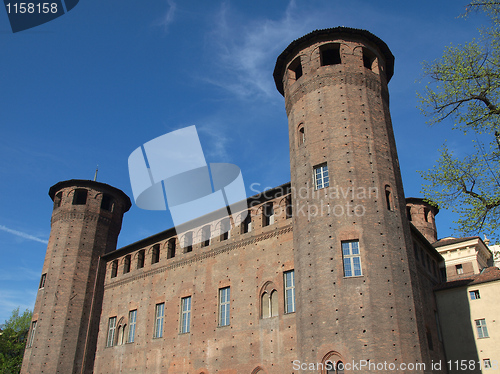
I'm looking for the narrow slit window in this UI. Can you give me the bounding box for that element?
[53,192,62,209]
[111,260,118,278]
[242,213,252,234]
[27,320,37,348]
[263,203,274,227]
[298,125,305,146]
[320,44,341,66]
[220,218,231,241]
[385,185,393,210]
[137,249,145,269]
[167,238,176,259]
[123,255,131,274]
[201,225,211,247]
[39,273,47,289]
[286,195,292,219]
[406,206,412,221]
[151,244,160,264]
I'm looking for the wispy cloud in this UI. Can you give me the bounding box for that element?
[203,1,318,100]
[0,225,48,244]
[0,289,36,323]
[156,0,177,32]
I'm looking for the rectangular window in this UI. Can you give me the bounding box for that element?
[127,310,137,343]
[456,264,463,275]
[484,359,492,369]
[154,303,164,338]
[111,260,118,278]
[313,164,329,190]
[475,319,489,339]
[180,297,191,334]
[106,317,117,347]
[284,270,296,314]
[219,287,231,327]
[123,255,131,274]
[469,290,480,300]
[39,273,47,289]
[137,249,145,269]
[342,240,362,277]
[27,320,37,348]
[152,244,160,264]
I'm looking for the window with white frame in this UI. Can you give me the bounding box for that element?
[27,320,37,348]
[469,290,480,300]
[475,319,489,338]
[180,297,191,333]
[284,270,295,314]
[219,287,230,326]
[456,264,463,275]
[313,164,329,190]
[106,317,117,347]
[342,240,362,277]
[127,310,137,343]
[154,303,164,338]
[39,273,46,289]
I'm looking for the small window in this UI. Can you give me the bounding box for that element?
[385,185,393,210]
[288,57,303,80]
[484,359,492,369]
[426,328,434,351]
[262,290,278,318]
[342,240,362,277]
[151,244,160,264]
[53,192,62,209]
[201,225,211,247]
[220,218,231,241]
[313,163,329,190]
[469,290,480,300]
[406,206,412,221]
[362,47,377,71]
[101,194,113,212]
[111,260,118,278]
[137,249,145,269]
[167,238,176,259]
[263,203,274,227]
[72,189,88,205]
[285,195,292,219]
[127,309,137,343]
[154,303,164,338]
[424,207,430,222]
[284,270,295,314]
[241,213,252,234]
[106,317,117,347]
[180,297,191,334]
[298,125,305,146]
[39,273,47,289]
[475,318,489,338]
[456,264,463,275]
[184,232,193,253]
[123,255,131,274]
[219,287,230,327]
[320,44,341,66]
[27,320,37,348]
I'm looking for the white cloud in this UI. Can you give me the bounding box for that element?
[0,224,48,244]
[156,0,177,32]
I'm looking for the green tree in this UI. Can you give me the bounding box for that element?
[419,1,500,242]
[0,308,32,374]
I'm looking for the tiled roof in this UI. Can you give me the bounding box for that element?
[434,267,500,291]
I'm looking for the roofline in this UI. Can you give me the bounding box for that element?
[49,179,132,212]
[103,181,292,260]
[273,27,395,95]
[410,223,444,262]
[405,197,439,215]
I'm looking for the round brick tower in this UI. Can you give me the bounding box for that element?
[21,180,131,374]
[274,28,427,370]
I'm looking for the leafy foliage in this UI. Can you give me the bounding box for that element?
[0,308,32,374]
[419,1,500,241]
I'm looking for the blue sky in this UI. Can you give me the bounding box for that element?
[0,0,488,323]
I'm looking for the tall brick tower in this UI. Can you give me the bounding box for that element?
[274,28,432,371]
[21,180,131,374]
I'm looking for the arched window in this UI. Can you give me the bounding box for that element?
[298,124,305,146]
[201,225,211,247]
[137,249,145,269]
[362,47,378,72]
[167,238,176,259]
[322,351,344,374]
[288,56,302,80]
[111,260,118,278]
[72,189,88,205]
[261,284,278,318]
[53,192,62,209]
[101,194,113,211]
[220,218,231,241]
[151,244,160,264]
[241,212,252,234]
[385,185,393,211]
[123,255,131,274]
[183,232,193,253]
